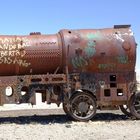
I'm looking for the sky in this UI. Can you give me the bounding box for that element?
[0,0,139,70]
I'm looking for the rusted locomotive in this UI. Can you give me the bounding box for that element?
[0,25,139,121]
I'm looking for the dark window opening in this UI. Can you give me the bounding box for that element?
[117,89,123,96]
[110,75,116,81]
[104,89,111,97]
[110,83,117,87]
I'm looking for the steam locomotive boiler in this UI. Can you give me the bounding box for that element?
[0,25,139,121]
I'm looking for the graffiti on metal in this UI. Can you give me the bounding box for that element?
[72,55,88,69]
[116,56,128,64]
[87,31,102,40]
[0,37,30,67]
[72,40,96,69]
[98,63,116,70]
[85,40,96,58]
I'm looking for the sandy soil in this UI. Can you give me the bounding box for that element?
[0,109,140,140]
[0,120,140,140]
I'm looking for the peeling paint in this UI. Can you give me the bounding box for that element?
[115,34,124,42]
[106,33,125,42]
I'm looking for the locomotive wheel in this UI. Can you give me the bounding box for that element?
[63,103,70,115]
[129,92,140,119]
[120,105,132,116]
[69,92,96,121]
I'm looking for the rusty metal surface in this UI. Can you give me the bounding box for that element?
[0,25,138,120]
[0,26,136,76]
[59,27,136,73]
[0,34,63,75]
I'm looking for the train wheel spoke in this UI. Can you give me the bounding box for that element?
[69,92,96,121]
[129,93,140,119]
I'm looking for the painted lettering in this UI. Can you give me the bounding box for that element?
[0,37,30,67]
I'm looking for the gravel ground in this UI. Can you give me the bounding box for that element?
[0,119,140,140]
[0,109,140,140]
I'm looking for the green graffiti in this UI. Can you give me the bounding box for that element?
[87,40,96,47]
[116,56,128,64]
[72,56,88,69]
[98,63,116,70]
[87,31,102,40]
[84,40,96,58]
[85,46,96,58]
[71,38,97,69]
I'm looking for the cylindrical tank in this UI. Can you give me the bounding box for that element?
[0,25,136,76]
[59,26,136,73]
[0,33,63,75]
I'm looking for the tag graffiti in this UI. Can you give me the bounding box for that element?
[0,37,30,67]
[87,31,103,40]
[72,34,97,69]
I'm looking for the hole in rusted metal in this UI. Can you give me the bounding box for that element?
[52,77,63,81]
[20,79,24,82]
[68,31,72,34]
[110,75,116,81]
[104,89,110,97]
[31,78,42,82]
[110,83,117,87]
[45,78,49,81]
[21,86,28,96]
[117,89,123,96]
[5,86,13,97]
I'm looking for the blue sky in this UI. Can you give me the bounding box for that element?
[0,0,139,70]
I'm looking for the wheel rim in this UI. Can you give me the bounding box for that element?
[120,105,131,116]
[70,93,96,120]
[133,95,140,114]
[129,93,140,119]
[63,103,70,115]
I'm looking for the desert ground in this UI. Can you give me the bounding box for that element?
[0,105,140,140]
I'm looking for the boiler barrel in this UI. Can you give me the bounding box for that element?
[0,26,136,76]
[59,27,136,73]
[0,34,63,75]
